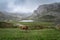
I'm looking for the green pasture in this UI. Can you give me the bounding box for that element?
[0,28,60,40]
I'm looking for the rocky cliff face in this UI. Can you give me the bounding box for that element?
[32,3,60,22]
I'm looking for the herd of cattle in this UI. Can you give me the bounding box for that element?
[0,22,44,30]
[18,25,46,30]
[0,22,60,30]
[19,24,60,30]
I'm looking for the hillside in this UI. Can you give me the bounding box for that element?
[0,12,23,22]
[32,3,60,22]
[0,12,32,22]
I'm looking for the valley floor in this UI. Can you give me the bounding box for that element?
[0,28,60,40]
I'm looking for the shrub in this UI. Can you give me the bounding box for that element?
[0,22,17,28]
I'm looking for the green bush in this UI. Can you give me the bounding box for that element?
[0,22,17,28]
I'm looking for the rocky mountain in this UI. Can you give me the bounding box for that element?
[0,12,32,22]
[0,12,19,22]
[32,3,60,22]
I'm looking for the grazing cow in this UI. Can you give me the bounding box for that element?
[20,25,28,30]
[55,24,60,29]
[35,25,44,29]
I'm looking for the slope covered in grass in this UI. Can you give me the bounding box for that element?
[0,28,60,40]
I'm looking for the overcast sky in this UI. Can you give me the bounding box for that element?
[0,0,60,13]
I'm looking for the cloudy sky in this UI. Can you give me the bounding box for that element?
[0,0,60,13]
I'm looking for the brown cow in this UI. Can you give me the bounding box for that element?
[20,25,28,30]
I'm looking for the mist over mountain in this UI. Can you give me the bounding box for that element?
[31,3,60,22]
[0,11,32,22]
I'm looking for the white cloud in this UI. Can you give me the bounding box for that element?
[1,0,60,13]
[9,6,34,13]
[7,0,38,13]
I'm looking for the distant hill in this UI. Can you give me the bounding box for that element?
[31,3,60,22]
[0,12,20,22]
[0,12,32,22]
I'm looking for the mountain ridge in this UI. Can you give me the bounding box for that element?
[31,2,60,22]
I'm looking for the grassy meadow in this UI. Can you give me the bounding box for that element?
[0,22,60,40]
[0,28,60,40]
